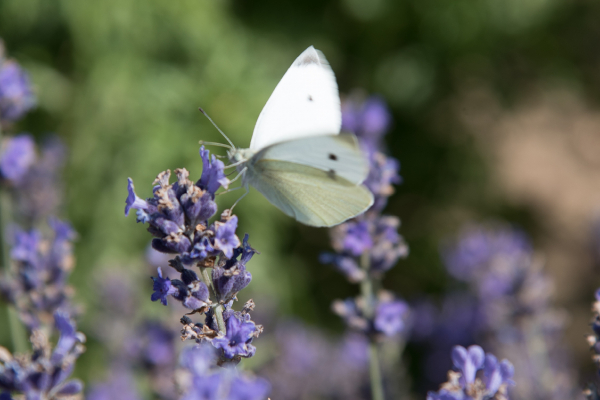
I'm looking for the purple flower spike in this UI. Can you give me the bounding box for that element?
[228,376,271,400]
[214,216,241,259]
[0,134,36,183]
[180,344,218,376]
[374,299,410,336]
[361,96,392,137]
[451,345,485,384]
[211,314,257,359]
[343,221,373,256]
[10,227,41,266]
[151,267,178,306]
[0,60,36,122]
[124,178,149,216]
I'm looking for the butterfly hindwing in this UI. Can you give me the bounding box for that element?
[245,159,374,227]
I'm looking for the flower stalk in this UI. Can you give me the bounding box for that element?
[322,94,410,400]
[361,251,385,400]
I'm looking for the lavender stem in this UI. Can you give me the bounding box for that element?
[0,126,27,353]
[199,265,226,335]
[360,251,384,400]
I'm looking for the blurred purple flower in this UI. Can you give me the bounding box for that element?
[262,320,368,400]
[432,223,578,400]
[374,298,411,337]
[228,375,271,400]
[179,344,270,400]
[333,292,410,338]
[0,134,36,183]
[442,224,531,283]
[342,95,391,147]
[0,60,36,122]
[143,323,176,366]
[343,220,373,256]
[0,312,85,398]
[87,365,142,400]
[11,136,67,221]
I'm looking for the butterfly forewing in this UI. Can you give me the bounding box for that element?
[249,46,341,151]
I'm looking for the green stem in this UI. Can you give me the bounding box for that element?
[0,126,27,353]
[199,266,226,335]
[360,252,385,400]
[214,304,226,334]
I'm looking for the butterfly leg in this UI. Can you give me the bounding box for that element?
[227,167,247,185]
[217,186,243,195]
[230,184,249,212]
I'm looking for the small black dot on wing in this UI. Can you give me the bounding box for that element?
[328,153,338,161]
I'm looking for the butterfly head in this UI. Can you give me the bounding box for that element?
[227,148,255,167]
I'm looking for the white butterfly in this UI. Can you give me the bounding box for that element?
[208,46,374,227]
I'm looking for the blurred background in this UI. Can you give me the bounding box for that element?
[1,0,600,397]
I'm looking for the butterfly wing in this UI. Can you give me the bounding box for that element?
[250,46,341,151]
[256,133,368,185]
[244,159,374,227]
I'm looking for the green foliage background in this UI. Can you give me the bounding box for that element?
[1,0,599,392]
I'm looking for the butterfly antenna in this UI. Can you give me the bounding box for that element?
[198,107,236,149]
[198,141,233,149]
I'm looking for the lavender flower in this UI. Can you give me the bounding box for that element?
[342,93,401,211]
[332,291,410,338]
[125,166,227,260]
[88,268,180,400]
[151,267,178,306]
[0,135,67,221]
[323,94,407,399]
[211,311,258,359]
[125,147,263,366]
[342,95,391,153]
[0,312,85,399]
[260,320,368,400]
[0,134,36,184]
[178,344,270,400]
[426,345,514,400]
[0,54,36,123]
[0,219,77,330]
[0,40,83,400]
[435,223,578,400]
[409,294,484,387]
[87,365,142,400]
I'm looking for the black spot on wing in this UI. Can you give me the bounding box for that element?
[328,153,337,161]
